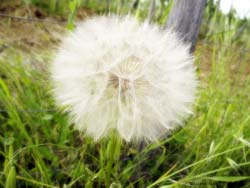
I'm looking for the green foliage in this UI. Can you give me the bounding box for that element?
[5,167,16,188]
[26,0,69,14]
[67,0,81,30]
[1,0,250,187]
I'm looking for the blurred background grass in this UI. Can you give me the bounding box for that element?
[0,0,250,187]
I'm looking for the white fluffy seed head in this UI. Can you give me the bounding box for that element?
[51,15,197,142]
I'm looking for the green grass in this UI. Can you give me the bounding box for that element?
[1,0,250,187]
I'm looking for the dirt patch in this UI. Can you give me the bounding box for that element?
[0,0,93,55]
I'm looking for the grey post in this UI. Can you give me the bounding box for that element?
[166,0,207,53]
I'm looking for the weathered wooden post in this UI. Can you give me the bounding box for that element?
[147,0,156,23]
[166,0,207,53]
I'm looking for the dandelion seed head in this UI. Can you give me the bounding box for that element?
[51,15,197,142]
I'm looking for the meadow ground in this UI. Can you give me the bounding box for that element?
[0,1,250,187]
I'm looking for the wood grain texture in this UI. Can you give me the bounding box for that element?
[147,0,156,23]
[166,0,206,52]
